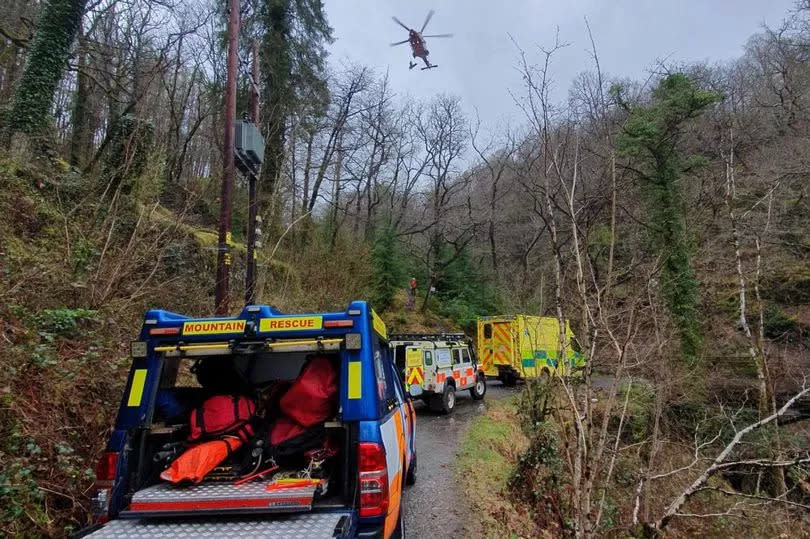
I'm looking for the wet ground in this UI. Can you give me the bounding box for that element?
[402,381,519,538]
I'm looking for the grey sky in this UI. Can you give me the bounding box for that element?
[323,0,796,130]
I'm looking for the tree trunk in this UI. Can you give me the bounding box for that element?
[69,33,92,167]
[260,113,285,235]
[329,138,344,247]
[301,132,313,215]
[3,0,89,143]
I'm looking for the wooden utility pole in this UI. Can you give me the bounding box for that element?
[245,39,260,305]
[215,0,240,315]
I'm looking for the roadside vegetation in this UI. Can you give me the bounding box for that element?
[460,382,810,537]
[457,399,542,538]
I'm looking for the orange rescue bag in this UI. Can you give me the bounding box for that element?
[160,437,243,484]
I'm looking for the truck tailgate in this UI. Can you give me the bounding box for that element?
[85,512,355,538]
[122,481,319,517]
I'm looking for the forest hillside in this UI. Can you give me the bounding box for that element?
[1,0,810,537]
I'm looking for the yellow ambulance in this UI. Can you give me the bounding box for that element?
[476,315,584,385]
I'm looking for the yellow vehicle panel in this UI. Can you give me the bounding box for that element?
[477,315,584,378]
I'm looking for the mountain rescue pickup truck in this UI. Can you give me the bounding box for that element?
[389,333,485,414]
[78,301,416,539]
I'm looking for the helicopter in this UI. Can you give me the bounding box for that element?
[390,10,453,70]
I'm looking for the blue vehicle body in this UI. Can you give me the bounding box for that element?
[84,301,416,539]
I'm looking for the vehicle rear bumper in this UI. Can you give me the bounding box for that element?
[357,522,384,538]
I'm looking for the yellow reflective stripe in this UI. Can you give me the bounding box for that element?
[127,369,147,407]
[407,367,423,385]
[371,309,387,340]
[348,361,362,399]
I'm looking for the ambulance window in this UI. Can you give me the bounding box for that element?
[461,348,471,363]
[424,351,433,366]
[452,349,461,364]
[483,324,492,339]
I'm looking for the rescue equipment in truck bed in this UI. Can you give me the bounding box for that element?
[80,301,416,539]
[160,437,244,485]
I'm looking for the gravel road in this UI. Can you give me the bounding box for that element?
[402,381,519,538]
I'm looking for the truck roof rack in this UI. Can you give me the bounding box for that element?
[389,333,469,342]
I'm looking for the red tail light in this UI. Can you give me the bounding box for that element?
[92,452,119,522]
[324,319,354,328]
[95,451,119,483]
[358,442,388,517]
[149,327,180,335]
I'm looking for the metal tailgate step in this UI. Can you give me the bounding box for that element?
[86,512,353,538]
[123,481,318,516]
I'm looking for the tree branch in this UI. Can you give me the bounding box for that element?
[653,383,810,530]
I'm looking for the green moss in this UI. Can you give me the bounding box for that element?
[149,205,246,253]
[193,230,219,247]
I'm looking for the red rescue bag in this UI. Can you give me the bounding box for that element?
[269,416,307,446]
[279,356,338,427]
[189,395,256,444]
[269,416,327,458]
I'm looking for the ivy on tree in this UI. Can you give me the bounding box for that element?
[2,0,88,143]
[616,74,721,363]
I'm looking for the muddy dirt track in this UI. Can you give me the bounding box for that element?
[402,381,519,538]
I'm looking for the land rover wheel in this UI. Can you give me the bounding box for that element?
[470,374,486,400]
[440,384,456,414]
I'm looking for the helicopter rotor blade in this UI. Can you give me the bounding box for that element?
[390,39,409,47]
[392,16,411,32]
[420,10,435,33]
[422,34,453,38]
